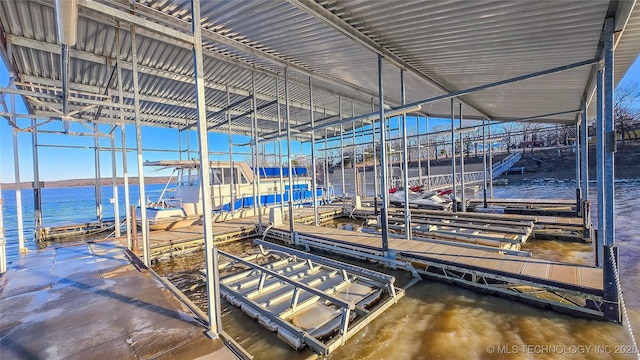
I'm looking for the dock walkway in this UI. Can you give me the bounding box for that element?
[269,223,605,318]
[137,205,345,261]
[0,240,243,359]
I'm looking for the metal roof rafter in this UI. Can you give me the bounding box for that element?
[289,0,493,120]
[102,0,398,111]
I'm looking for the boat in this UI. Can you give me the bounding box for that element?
[388,186,456,211]
[136,160,328,230]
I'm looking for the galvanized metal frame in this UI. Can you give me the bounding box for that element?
[191,0,223,336]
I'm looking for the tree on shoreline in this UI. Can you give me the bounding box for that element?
[615,83,640,142]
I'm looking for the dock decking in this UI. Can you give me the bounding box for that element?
[268,223,605,319]
[134,205,345,261]
[0,240,244,359]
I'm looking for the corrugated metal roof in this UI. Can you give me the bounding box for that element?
[0,0,638,139]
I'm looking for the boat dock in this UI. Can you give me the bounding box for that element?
[130,205,345,262]
[266,223,606,319]
[352,205,592,243]
[0,240,249,359]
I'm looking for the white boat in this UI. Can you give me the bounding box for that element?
[137,160,328,230]
[388,188,454,211]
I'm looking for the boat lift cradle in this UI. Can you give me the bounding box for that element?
[216,240,404,355]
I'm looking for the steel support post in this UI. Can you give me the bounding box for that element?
[426,117,431,190]
[575,121,582,214]
[12,126,25,252]
[0,181,6,273]
[451,99,457,213]
[31,119,42,240]
[324,129,329,203]
[361,119,366,196]
[309,78,319,225]
[596,69,605,268]
[417,116,422,186]
[488,123,494,197]
[129,26,150,266]
[377,55,389,252]
[580,100,589,201]
[276,77,285,218]
[285,68,295,236]
[251,71,262,227]
[339,98,346,201]
[192,0,222,335]
[602,17,619,323]
[352,112,357,197]
[94,124,103,227]
[482,119,488,208]
[372,119,379,215]
[226,87,235,215]
[459,103,466,212]
[400,70,411,239]
[109,125,121,238]
[115,27,132,249]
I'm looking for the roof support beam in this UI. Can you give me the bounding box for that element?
[264,57,597,141]
[289,0,492,120]
[78,0,193,43]
[8,35,334,119]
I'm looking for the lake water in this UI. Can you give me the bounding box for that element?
[2,180,639,359]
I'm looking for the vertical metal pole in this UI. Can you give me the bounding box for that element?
[0,180,6,273]
[596,69,605,268]
[400,70,411,239]
[31,119,42,240]
[488,122,494,197]
[451,99,457,213]
[361,118,366,196]
[426,117,431,190]
[482,119,488,208]
[602,17,619,322]
[192,0,222,335]
[178,128,183,161]
[575,121,581,198]
[352,104,357,197]
[251,70,262,227]
[12,127,25,252]
[309,77,319,225]
[339,98,346,200]
[377,55,389,252]
[94,124,103,226]
[276,76,285,217]
[227,87,235,215]
[129,26,149,266]
[324,128,329,202]
[115,27,132,249]
[371,102,379,214]
[109,123,121,238]
[580,100,589,201]
[285,68,295,235]
[459,103,466,212]
[417,116,422,186]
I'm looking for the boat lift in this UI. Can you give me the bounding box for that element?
[215,240,404,355]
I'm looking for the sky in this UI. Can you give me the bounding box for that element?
[1,55,639,183]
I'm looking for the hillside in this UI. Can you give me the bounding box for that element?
[1,176,172,190]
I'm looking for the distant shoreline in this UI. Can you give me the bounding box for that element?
[1,177,171,190]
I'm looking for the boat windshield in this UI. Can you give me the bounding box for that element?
[178,168,199,186]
